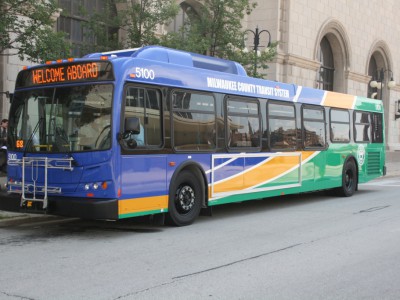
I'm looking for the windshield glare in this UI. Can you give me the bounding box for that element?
[9,84,113,153]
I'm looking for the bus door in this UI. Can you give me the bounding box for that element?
[324,108,352,187]
[120,86,166,202]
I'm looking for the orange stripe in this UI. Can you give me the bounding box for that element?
[323,91,355,109]
[118,195,168,215]
[213,151,315,194]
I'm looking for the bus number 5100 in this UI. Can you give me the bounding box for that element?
[135,67,155,80]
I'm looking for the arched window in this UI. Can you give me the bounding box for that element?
[367,56,378,98]
[57,0,118,57]
[167,1,201,34]
[317,37,334,91]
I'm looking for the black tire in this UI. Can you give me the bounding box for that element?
[336,159,357,197]
[166,170,203,226]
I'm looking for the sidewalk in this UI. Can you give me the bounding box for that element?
[1,151,399,221]
[385,150,400,177]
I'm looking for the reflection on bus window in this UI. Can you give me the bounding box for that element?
[268,102,296,150]
[303,106,326,148]
[8,84,113,152]
[330,109,350,143]
[226,98,260,149]
[172,91,216,151]
[354,111,371,143]
[372,113,383,143]
[124,86,162,147]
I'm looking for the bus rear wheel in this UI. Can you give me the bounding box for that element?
[166,170,203,226]
[336,159,357,197]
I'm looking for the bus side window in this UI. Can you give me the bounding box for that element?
[225,97,261,150]
[330,109,350,143]
[371,113,383,143]
[354,111,371,143]
[268,102,296,150]
[172,90,216,151]
[123,86,162,148]
[302,105,326,148]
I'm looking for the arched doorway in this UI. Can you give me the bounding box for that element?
[317,36,334,91]
[367,41,395,147]
[315,19,351,93]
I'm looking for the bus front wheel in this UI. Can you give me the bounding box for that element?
[336,159,357,197]
[166,170,203,226]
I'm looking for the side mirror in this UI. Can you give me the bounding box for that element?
[119,117,141,149]
[124,117,141,134]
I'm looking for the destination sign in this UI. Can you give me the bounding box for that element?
[16,61,114,88]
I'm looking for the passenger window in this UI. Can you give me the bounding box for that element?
[268,102,296,150]
[124,86,162,147]
[330,109,350,143]
[354,111,371,143]
[371,113,383,143]
[302,106,326,148]
[226,98,261,149]
[172,91,216,151]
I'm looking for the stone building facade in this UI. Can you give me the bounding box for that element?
[1,0,399,150]
[245,0,400,150]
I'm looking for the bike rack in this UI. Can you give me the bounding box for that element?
[8,157,74,209]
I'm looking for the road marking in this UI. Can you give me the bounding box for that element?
[354,205,391,214]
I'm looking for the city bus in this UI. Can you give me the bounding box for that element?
[0,45,386,226]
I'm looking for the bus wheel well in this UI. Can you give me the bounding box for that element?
[166,164,207,226]
[177,164,208,207]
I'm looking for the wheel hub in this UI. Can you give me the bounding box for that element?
[176,185,195,212]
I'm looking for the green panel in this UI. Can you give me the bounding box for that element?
[210,143,385,207]
[354,96,384,112]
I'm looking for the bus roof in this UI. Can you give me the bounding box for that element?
[19,45,383,113]
[84,45,248,76]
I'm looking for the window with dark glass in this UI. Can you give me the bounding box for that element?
[57,0,118,57]
[371,113,383,143]
[226,98,260,149]
[302,106,326,148]
[317,37,334,91]
[330,109,350,142]
[354,111,371,142]
[367,56,378,98]
[172,91,216,151]
[124,86,162,147]
[268,102,296,150]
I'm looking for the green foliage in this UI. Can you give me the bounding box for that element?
[161,0,277,78]
[229,42,278,78]
[0,0,70,62]
[80,0,122,54]
[119,0,179,48]
[79,0,179,54]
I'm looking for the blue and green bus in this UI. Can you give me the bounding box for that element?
[1,46,386,226]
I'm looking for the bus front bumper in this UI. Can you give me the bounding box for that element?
[0,191,118,220]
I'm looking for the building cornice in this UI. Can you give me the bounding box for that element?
[345,70,400,92]
[345,71,371,84]
[277,53,320,71]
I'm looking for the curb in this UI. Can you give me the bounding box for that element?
[0,213,61,226]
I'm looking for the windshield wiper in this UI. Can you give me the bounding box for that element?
[23,117,43,156]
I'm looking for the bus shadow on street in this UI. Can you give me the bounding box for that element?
[204,188,381,222]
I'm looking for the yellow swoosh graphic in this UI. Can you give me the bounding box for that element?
[213,151,315,194]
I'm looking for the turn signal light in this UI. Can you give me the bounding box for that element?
[101,182,108,190]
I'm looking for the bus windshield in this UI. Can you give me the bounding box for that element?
[8,84,113,153]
